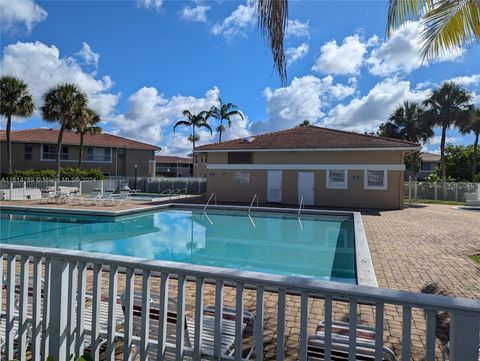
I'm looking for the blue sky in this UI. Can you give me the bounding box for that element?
[1,0,479,156]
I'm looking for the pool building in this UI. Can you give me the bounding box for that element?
[195,125,420,209]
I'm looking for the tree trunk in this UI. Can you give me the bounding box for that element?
[218,119,223,143]
[440,125,447,182]
[78,133,84,168]
[192,125,196,178]
[6,114,12,174]
[472,131,479,182]
[56,123,66,179]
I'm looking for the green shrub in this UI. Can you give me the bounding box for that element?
[4,167,104,180]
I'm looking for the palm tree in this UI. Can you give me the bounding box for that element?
[378,101,434,180]
[387,0,480,60]
[207,98,244,143]
[74,107,101,168]
[458,107,480,181]
[173,110,212,152]
[41,84,88,178]
[423,82,472,182]
[0,76,34,174]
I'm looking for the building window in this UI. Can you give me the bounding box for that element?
[42,145,68,160]
[326,169,348,189]
[228,152,253,164]
[365,170,387,190]
[87,147,111,162]
[118,148,125,160]
[24,144,32,160]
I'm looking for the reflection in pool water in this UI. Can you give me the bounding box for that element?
[0,209,356,283]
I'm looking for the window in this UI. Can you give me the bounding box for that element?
[365,170,387,190]
[228,152,253,164]
[118,148,125,160]
[86,147,111,162]
[326,170,347,189]
[24,144,32,160]
[42,145,68,160]
[421,162,435,171]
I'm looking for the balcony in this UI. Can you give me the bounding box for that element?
[1,244,479,361]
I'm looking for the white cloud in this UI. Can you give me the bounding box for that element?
[366,21,464,76]
[446,74,480,87]
[0,0,47,32]
[75,42,100,68]
[0,41,119,117]
[109,86,249,156]
[251,75,356,133]
[136,0,163,11]
[312,34,369,75]
[181,5,210,22]
[211,0,256,39]
[286,19,309,38]
[286,42,309,65]
[323,78,431,132]
[427,135,462,145]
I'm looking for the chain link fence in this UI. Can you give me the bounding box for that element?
[405,181,479,203]
[0,177,206,201]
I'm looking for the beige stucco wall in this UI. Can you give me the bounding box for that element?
[0,142,154,177]
[205,150,406,209]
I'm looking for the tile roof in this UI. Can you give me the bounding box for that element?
[155,155,192,164]
[195,125,420,151]
[0,128,160,151]
[421,152,441,162]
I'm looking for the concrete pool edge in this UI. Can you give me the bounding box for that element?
[0,203,378,287]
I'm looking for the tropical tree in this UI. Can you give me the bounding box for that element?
[207,98,244,142]
[41,84,88,178]
[423,82,472,182]
[387,0,480,60]
[74,107,101,168]
[173,110,212,151]
[378,101,434,180]
[0,76,34,174]
[458,107,480,181]
[298,120,311,127]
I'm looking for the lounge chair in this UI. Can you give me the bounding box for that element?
[122,292,255,360]
[98,190,116,206]
[307,320,396,361]
[81,190,102,206]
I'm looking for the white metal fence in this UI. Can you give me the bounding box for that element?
[1,244,479,361]
[405,181,480,203]
[0,177,207,201]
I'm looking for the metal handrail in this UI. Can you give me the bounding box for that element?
[298,195,304,215]
[248,194,259,213]
[204,193,217,211]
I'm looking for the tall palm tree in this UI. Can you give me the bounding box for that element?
[458,107,480,181]
[207,98,244,143]
[378,101,434,180]
[173,110,212,151]
[423,82,472,182]
[387,0,480,60]
[74,107,101,168]
[0,76,34,174]
[41,84,88,178]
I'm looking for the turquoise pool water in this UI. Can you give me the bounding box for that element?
[0,209,356,283]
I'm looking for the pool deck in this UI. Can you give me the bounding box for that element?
[1,202,479,360]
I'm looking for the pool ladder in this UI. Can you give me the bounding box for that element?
[298,195,304,215]
[204,193,217,211]
[248,194,259,213]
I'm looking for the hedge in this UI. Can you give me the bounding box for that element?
[2,167,105,180]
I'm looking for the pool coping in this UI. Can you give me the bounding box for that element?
[0,203,378,287]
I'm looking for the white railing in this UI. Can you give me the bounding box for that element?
[405,181,479,203]
[1,244,479,361]
[248,194,259,213]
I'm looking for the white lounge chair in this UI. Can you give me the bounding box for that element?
[307,320,396,361]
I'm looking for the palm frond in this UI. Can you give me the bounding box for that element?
[173,120,191,133]
[258,0,288,85]
[197,122,213,135]
[387,0,433,37]
[420,0,480,60]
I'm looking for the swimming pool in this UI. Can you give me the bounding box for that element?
[0,207,360,283]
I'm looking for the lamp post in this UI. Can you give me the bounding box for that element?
[134,164,138,191]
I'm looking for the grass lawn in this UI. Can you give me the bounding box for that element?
[406,199,465,206]
[470,254,480,265]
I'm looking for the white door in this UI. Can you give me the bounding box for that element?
[267,170,283,203]
[298,172,315,205]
